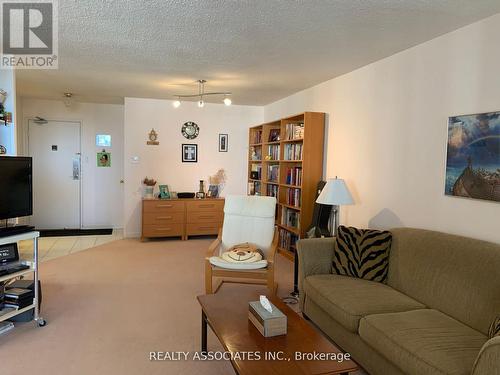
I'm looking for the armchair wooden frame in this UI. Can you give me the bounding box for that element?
[205,228,279,294]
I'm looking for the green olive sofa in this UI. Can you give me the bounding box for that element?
[297,228,500,375]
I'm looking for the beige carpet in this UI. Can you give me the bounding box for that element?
[0,238,299,375]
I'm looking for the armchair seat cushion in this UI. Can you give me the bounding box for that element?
[209,256,268,270]
[304,274,425,333]
[359,309,487,375]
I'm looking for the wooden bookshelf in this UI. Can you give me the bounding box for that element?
[247,112,325,261]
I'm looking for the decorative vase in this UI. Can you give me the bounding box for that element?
[197,180,205,199]
[144,186,154,199]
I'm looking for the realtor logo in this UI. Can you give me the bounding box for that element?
[1,0,58,69]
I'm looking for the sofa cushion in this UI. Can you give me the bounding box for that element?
[387,228,500,335]
[333,226,392,282]
[359,309,487,375]
[303,274,425,333]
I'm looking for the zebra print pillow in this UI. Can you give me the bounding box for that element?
[332,226,392,282]
[489,316,500,339]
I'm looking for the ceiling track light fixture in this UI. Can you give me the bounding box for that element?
[172,80,232,108]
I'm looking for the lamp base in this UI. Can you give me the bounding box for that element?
[329,206,340,237]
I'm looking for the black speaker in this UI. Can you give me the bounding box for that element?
[308,181,332,237]
[177,192,195,199]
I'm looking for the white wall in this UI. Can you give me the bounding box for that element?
[124,98,263,237]
[0,70,16,155]
[20,98,124,229]
[264,14,500,243]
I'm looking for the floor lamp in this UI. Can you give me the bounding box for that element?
[316,177,354,236]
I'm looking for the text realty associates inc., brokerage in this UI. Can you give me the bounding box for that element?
[149,351,352,362]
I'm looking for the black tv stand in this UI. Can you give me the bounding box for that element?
[0,225,35,238]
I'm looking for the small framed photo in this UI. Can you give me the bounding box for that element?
[207,185,219,198]
[182,144,198,162]
[268,129,280,142]
[97,151,111,167]
[219,134,228,152]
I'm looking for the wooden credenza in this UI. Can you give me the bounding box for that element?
[141,198,224,241]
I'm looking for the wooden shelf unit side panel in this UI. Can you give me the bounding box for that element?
[300,112,326,237]
[248,125,264,195]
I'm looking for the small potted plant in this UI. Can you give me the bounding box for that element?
[143,177,157,199]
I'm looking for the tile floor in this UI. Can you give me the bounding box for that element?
[17,229,123,262]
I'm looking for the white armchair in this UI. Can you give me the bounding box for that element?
[205,195,278,294]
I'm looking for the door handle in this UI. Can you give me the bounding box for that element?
[72,156,80,180]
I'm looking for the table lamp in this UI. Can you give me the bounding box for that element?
[316,177,354,236]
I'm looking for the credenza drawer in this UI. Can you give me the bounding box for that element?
[142,223,184,238]
[186,211,223,224]
[186,200,225,212]
[143,212,184,225]
[143,200,185,213]
[186,223,221,236]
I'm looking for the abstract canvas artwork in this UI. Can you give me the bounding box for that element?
[445,111,500,202]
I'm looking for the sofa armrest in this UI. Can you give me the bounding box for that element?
[471,336,500,375]
[296,238,335,309]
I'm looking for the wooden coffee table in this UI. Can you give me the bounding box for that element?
[197,288,359,374]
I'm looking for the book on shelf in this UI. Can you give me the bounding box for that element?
[283,143,303,160]
[267,145,280,160]
[281,207,300,229]
[279,228,299,253]
[284,122,304,140]
[266,184,279,198]
[286,188,301,207]
[267,164,279,183]
[285,167,302,185]
[252,130,262,144]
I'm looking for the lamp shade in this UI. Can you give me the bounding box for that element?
[316,178,354,205]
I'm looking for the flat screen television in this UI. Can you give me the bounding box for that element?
[0,156,33,220]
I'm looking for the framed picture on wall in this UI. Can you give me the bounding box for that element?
[182,144,198,162]
[219,134,228,152]
[445,110,500,202]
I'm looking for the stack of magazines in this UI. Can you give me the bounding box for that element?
[4,287,34,309]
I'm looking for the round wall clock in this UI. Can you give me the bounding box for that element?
[182,121,199,139]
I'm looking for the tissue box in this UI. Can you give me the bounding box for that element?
[248,300,287,337]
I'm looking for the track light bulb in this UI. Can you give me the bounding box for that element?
[198,99,204,108]
[223,97,232,106]
[173,100,181,108]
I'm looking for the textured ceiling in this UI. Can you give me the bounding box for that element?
[16,0,500,105]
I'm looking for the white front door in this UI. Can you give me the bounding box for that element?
[28,120,81,229]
